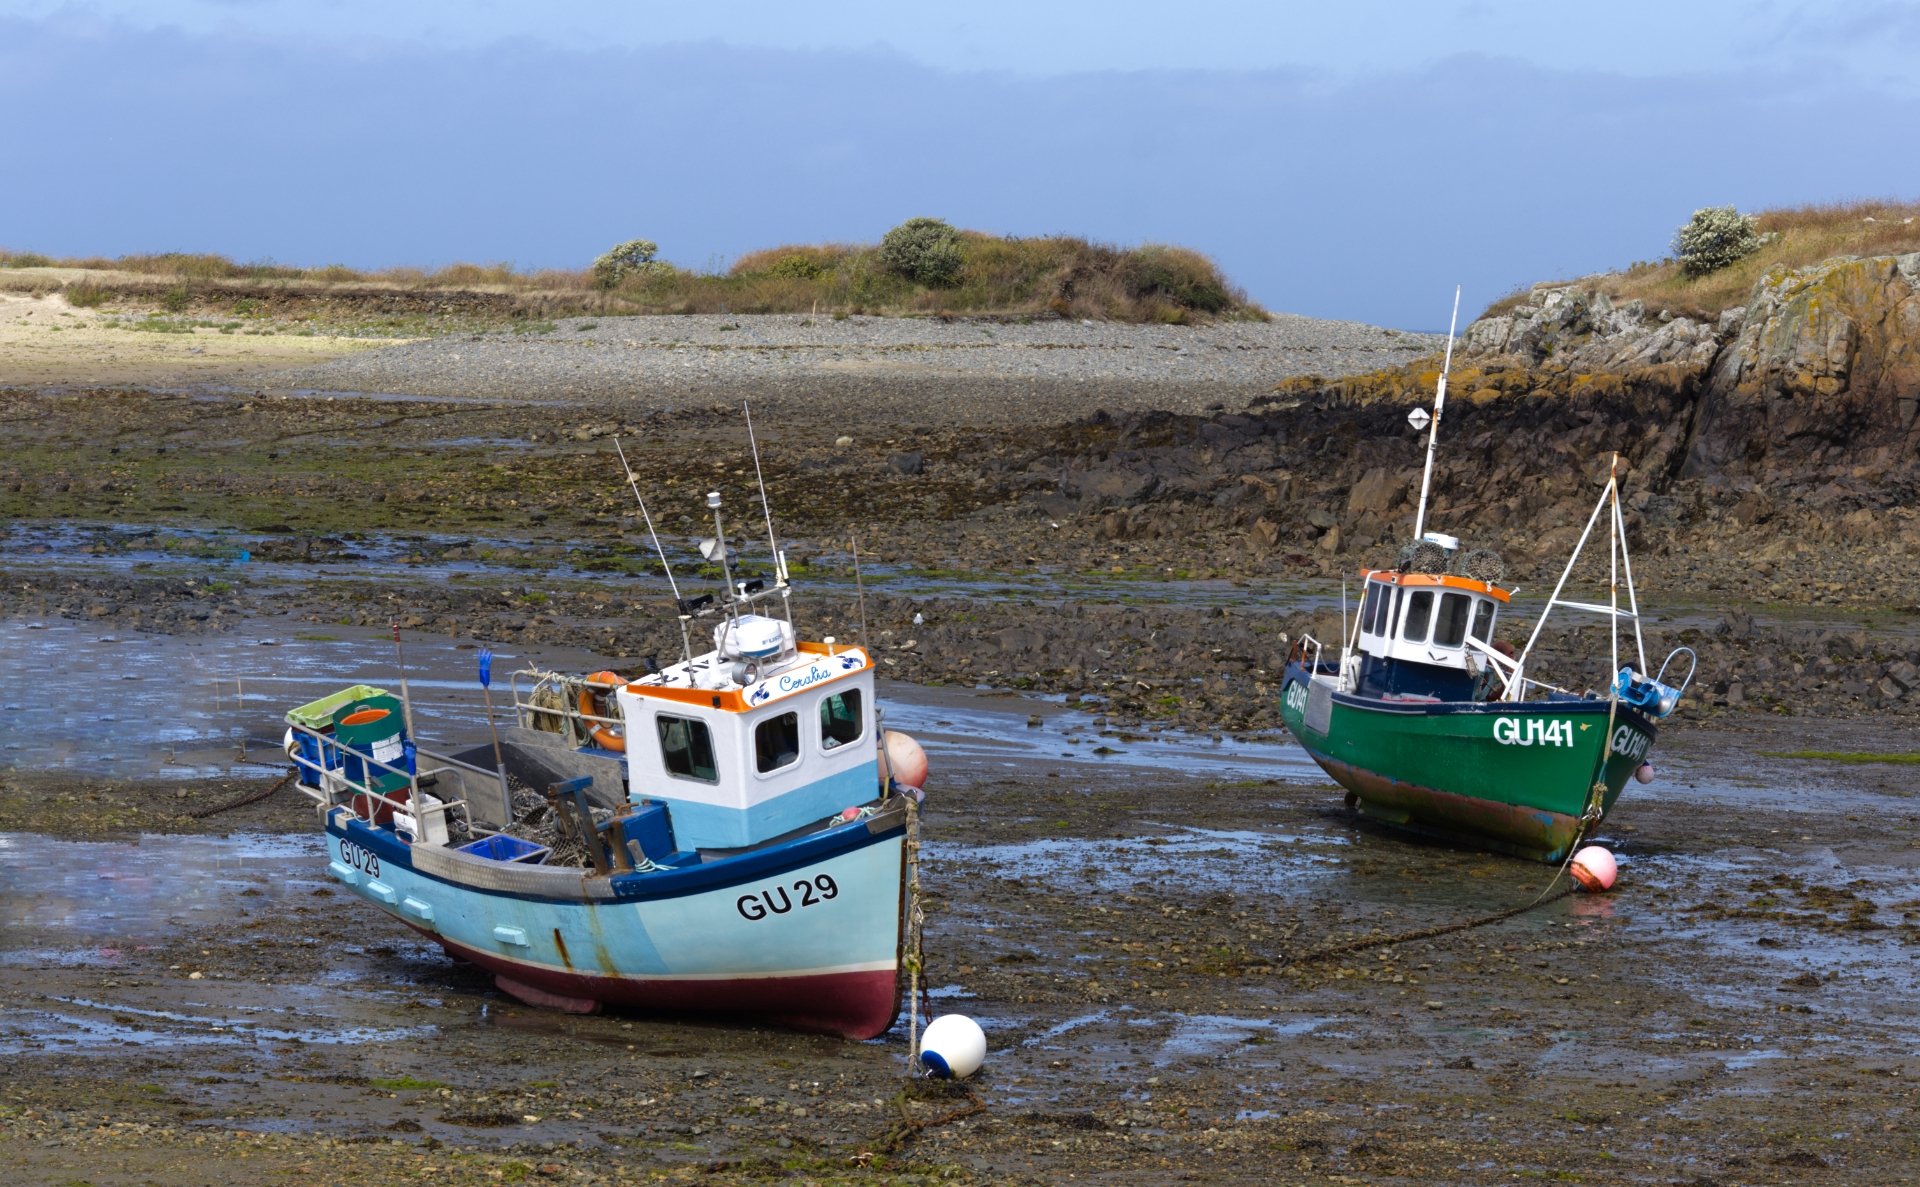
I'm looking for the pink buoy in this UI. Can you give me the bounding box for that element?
[1634,762,1655,785]
[1570,845,1617,893]
[883,729,929,790]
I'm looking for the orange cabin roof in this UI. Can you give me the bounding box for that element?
[619,642,871,715]
[1360,568,1511,603]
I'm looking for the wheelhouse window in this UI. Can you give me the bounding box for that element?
[1401,590,1434,643]
[657,714,719,783]
[819,689,864,750]
[755,711,801,773]
[1434,592,1472,648]
[1470,599,1497,643]
[1361,583,1386,636]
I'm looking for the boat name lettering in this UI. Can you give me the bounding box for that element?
[339,838,379,878]
[1283,682,1308,715]
[775,664,838,696]
[737,874,839,921]
[1492,717,1575,748]
[1610,725,1652,763]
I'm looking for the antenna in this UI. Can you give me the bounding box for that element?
[743,401,783,580]
[1339,576,1348,675]
[614,438,683,602]
[614,437,695,673]
[1411,285,1463,543]
[742,400,797,635]
[705,490,739,597]
[704,491,741,662]
[851,533,870,654]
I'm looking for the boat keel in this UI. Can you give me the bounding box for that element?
[1325,755,1586,863]
[495,975,603,1015]
[441,934,902,1039]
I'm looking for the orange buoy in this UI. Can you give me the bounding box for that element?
[1570,845,1617,892]
[578,671,627,752]
[882,729,929,790]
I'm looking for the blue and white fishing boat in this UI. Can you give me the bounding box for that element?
[284,446,927,1039]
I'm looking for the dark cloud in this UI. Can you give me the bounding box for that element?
[2,17,1915,328]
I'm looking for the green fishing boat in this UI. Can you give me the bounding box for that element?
[1279,292,1695,862]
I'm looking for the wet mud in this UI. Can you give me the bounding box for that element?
[5,381,1920,1183]
[6,629,1920,1184]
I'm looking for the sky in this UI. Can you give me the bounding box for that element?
[2,1,1917,329]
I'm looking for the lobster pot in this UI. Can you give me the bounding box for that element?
[332,694,413,796]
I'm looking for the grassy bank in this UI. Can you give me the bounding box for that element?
[1481,198,1920,320]
[0,228,1264,330]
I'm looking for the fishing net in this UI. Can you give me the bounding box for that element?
[1455,548,1508,585]
[499,778,610,868]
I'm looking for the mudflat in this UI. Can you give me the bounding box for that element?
[3,313,1917,1185]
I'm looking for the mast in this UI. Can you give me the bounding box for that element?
[1411,286,1463,543]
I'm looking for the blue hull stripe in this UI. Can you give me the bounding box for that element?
[336,811,903,906]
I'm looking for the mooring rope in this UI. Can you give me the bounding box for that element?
[865,1087,986,1158]
[901,790,928,1080]
[187,769,296,819]
[1284,883,1579,966]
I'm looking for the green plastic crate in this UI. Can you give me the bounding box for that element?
[286,684,391,732]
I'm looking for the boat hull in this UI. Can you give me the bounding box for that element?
[1281,662,1656,862]
[323,803,908,1039]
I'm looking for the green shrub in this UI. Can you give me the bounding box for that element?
[730,245,851,282]
[1121,245,1232,313]
[161,285,192,312]
[879,217,963,286]
[768,254,830,280]
[592,239,660,289]
[1672,206,1762,277]
[1,251,52,268]
[65,281,108,308]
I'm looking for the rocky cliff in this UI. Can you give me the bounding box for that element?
[1004,253,1920,717]
[1465,252,1920,482]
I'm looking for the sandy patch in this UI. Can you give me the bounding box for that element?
[0,290,395,387]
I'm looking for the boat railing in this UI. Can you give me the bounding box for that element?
[1294,632,1328,676]
[1503,671,1591,703]
[285,720,516,842]
[510,668,626,747]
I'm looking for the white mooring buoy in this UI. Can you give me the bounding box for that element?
[918,1014,986,1079]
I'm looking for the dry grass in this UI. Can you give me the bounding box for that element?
[0,231,1264,324]
[1482,198,1920,321]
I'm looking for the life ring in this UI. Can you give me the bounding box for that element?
[578,670,627,752]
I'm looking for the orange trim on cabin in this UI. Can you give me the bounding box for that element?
[1359,568,1511,603]
[796,641,868,662]
[625,683,748,712]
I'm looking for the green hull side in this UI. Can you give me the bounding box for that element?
[1280,666,1656,862]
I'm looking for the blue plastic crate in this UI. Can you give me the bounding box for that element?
[458,834,550,864]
